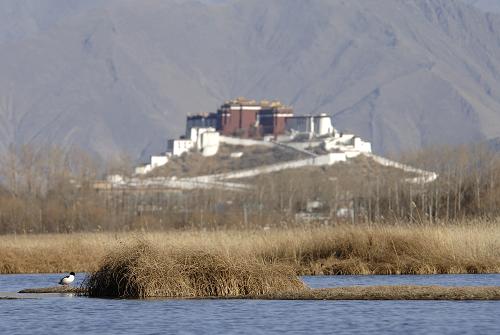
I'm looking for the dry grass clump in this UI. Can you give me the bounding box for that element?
[84,241,306,298]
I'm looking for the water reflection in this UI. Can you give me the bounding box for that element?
[303,274,500,289]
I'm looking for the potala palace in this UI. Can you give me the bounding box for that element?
[101,98,436,190]
[135,98,372,175]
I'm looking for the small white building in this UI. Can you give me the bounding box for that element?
[189,127,220,157]
[135,164,152,175]
[165,127,221,158]
[134,155,169,175]
[314,114,335,136]
[167,139,195,156]
[285,113,335,136]
[199,131,220,157]
[151,155,169,168]
[353,137,372,153]
[322,134,372,154]
[189,127,212,143]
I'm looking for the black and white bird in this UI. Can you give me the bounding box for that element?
[59,272,75,285]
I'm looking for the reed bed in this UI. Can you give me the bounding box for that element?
[256,223,500,275]
[84,241,305,298]
[0,232,117,274]
[1,223,499,275]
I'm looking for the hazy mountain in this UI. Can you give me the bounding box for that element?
[1,0,500,160]
[464,0,500,13]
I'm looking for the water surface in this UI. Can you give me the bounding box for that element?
[304,273,500,288]
[1,274,499,335]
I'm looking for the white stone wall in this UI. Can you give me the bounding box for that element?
[190,127,216,144]
[345,151,362,159]
[322,134,372,154]
[168,139,194,156]
[190,152,347,182]
[134,155,169,175]
[353,137,372,153]
[219,135,275,147]
[188,127,220,156]
[200,131,220,156]
[135,164,153,175]
[366,153,438,184]
[151,155,168,168]
[284,141,323,150]
[314,114,334,135]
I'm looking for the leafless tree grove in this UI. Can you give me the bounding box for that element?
[1,143,499,234]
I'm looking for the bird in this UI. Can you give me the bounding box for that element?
[59,272,75,285]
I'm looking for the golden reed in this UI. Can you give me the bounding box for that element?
[1,223,499,276]
[84,241,305,298]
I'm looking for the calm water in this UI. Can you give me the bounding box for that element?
[1,274,499,335]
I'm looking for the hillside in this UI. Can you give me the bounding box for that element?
[150,144,309,178]
[465,0,500,13]
[1,0,500,160]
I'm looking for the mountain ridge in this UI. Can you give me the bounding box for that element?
[464,0,500,13]
[1,0,500,160]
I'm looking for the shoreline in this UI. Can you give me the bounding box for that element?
[13,285,500,301]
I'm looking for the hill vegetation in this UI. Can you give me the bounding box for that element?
[150,144,309,178]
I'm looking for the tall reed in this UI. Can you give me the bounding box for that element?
[1,223,499,275]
